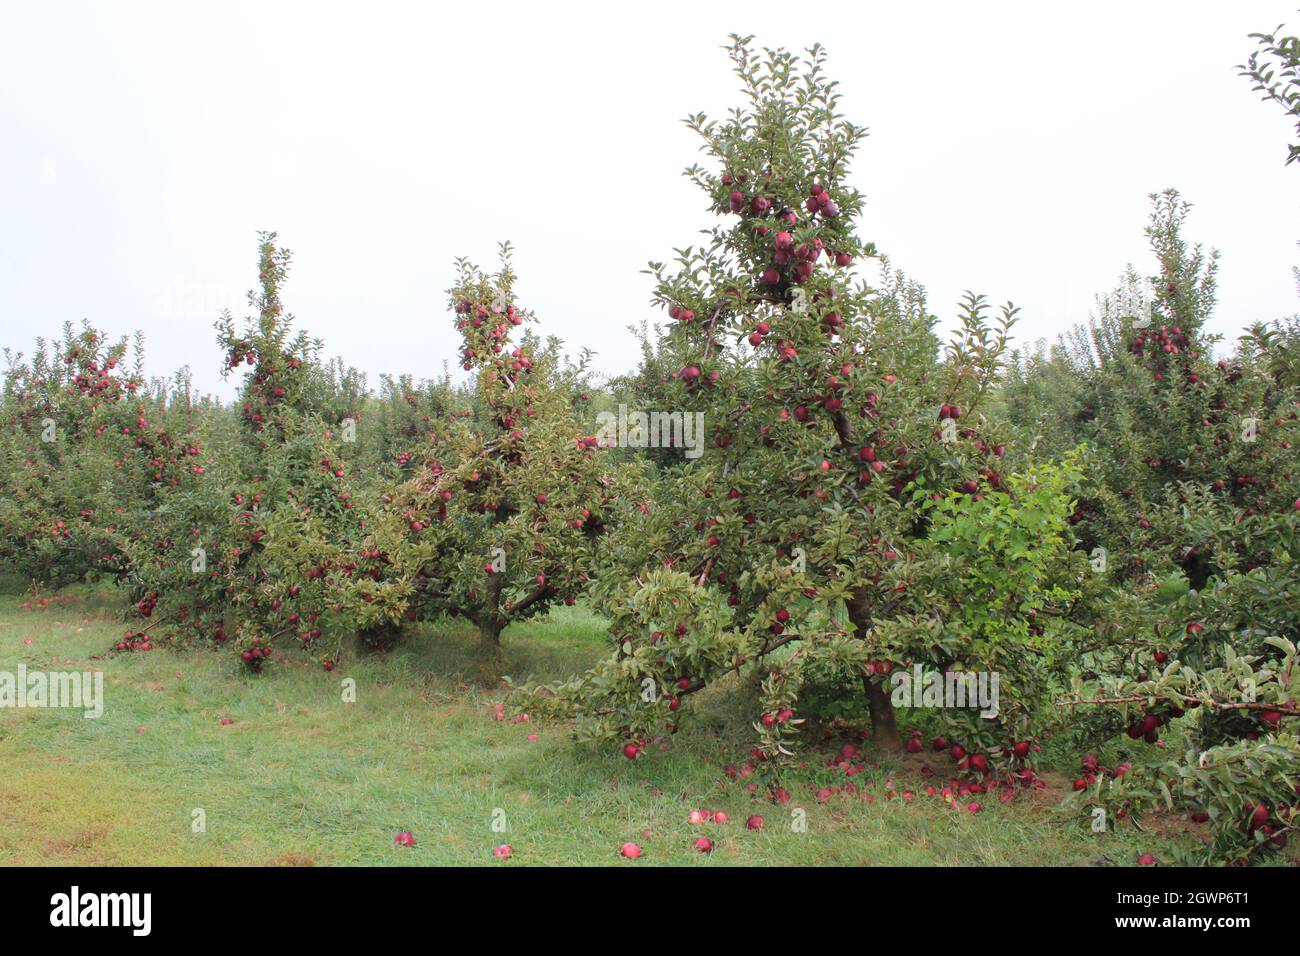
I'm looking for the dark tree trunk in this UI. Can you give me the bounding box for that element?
[862,677,902,752]
[479,616,502,656]
[476,573,505,678]
[356,621,403,654]
[848,587,902,752]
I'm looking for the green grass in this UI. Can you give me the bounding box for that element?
[0,584,1210,866]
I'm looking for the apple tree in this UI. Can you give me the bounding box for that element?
[0,322,205,590]
[115,233,371,667]
[327,246,615,671]
[518,37,1089,778]
[1004,195,1300,862]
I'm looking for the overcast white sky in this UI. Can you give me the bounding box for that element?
[2,1,1297,400]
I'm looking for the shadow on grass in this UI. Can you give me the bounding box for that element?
[344,604,613,694]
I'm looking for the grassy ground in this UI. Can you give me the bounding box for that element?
[0,582,1214,866]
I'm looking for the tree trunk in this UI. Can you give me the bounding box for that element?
[863,677,902,752]
[475,616,499,676]
[356,621,403,655]
[847,587,902,752]
[476,573,505,679]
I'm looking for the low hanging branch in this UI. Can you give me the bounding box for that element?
[1056,695,1300,716]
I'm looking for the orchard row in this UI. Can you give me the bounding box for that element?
[3,36,1298,864]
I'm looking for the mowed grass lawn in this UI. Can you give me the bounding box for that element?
[0,582,1211,866]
